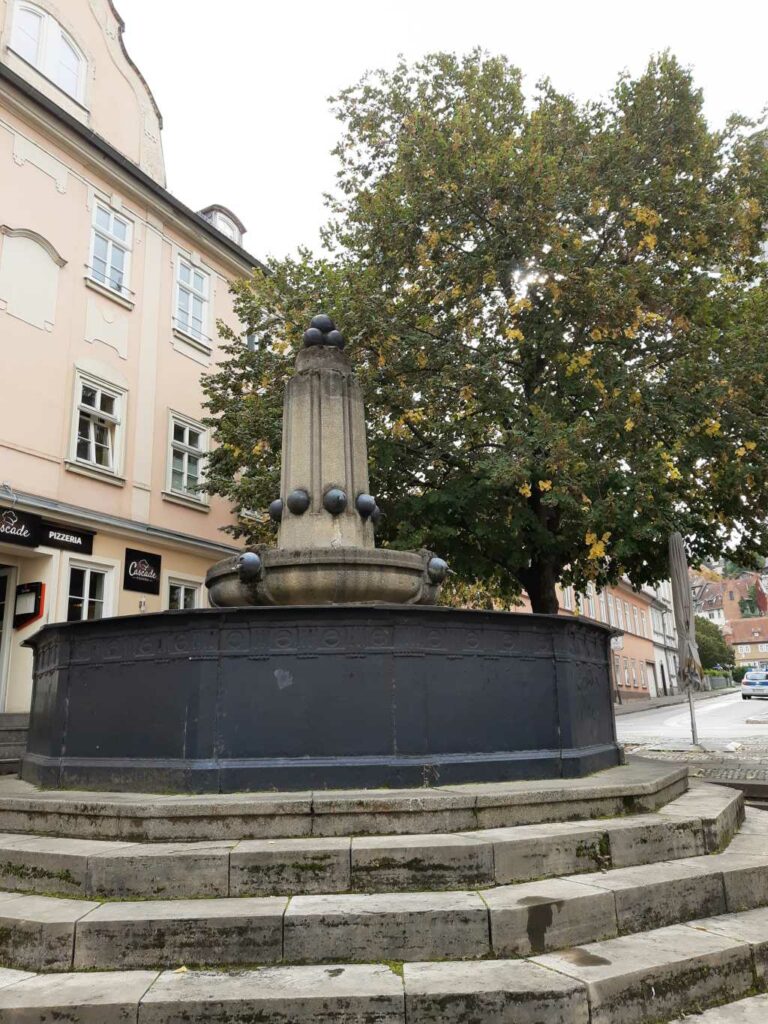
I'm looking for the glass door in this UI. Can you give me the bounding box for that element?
[0,569,14,711]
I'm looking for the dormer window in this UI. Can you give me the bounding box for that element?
[10,2,87,104]
[197,206,245,247]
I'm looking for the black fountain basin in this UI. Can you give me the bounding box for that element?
[21,605,621,793]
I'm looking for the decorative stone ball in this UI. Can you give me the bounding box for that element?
[237,551,262,582]
[326,329,345,349]
[427,557,449,583]
[370,505,382,527]
[355,493,377,518]
[323,488,348,515]
[303,327,324,347]
[286,489,311,514]
[268,499,284,523]
[311,314,335,333]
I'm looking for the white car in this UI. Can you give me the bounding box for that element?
[742,669,768,699]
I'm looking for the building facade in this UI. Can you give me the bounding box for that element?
[560,580,663,702]
[0,0,256,712]
[726,617,768,670]
[512,577,674,702]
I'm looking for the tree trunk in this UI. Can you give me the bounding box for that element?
[521,559,561,614]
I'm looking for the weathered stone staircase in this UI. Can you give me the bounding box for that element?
[0,761,765,1021]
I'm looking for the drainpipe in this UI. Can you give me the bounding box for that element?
[660,605,674,695]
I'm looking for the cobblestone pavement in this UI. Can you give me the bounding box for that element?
[628,744,768,791]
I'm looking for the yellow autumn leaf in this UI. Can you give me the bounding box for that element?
[519,483,532,498]
[590,328,603,342]
[736,447,746,458]
[625,418,635,432]
[416,351,428,369]
[745,440,757,450]
[703,418,722,436]
[506,328,525,341]
[538,480,553,492]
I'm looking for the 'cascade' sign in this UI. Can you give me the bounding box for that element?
[123,548,161,595]
[0,508,39,548]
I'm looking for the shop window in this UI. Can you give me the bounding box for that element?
[89,202,132,297]
[168,579,199,610]
[168,414,207,501]
[174,257,210,347]
[72,372,124,474]
[67,565,106,621]
[10,2,87,103]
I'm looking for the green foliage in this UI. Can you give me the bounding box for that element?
[733,665,749,682]
[739,584,760,618]
[203,50,768,611]
[695,615,735,670]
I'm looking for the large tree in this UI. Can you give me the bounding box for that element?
[694,615,735,671]
[203,51,768,612]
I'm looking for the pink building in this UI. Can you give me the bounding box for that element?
[0,0,256,714]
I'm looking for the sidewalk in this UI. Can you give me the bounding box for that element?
[614,686,740,716]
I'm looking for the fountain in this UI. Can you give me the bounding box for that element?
[205,314,446,608]
[20,317,621,793]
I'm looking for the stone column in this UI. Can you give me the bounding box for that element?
[278,345,375,551]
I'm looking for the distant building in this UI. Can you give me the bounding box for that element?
[691,573,767,626]
[724,617,768,670]
[0,0,260,712]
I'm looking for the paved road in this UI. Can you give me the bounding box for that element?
[617,691,768,745]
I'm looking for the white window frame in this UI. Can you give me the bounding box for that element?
[174,256,211,349]
[166,412,208,505]
[64,559,113,622]
[9,1,87,104]
[607,594,616,627]
[167,577,201,611]
[562,586,573,611]
[759,644,768,653]
[616,599,624,630]
[88,201,133,298]
[598,591,607,623]
[70,370,125,477]
[738,645,752,655]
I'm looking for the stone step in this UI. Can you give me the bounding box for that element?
[2,904,768,1022]
[0,837,766,971]
[0,783,742,900]
[0,761,687,841]
[529,911,768,1024]
[670,994,768,1021]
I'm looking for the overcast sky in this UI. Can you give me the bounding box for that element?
[123,1,767,263]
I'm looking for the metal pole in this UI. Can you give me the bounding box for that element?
[688,687,699,746]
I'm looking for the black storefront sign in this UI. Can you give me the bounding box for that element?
[124,548,162,595]
[0,508,40,548]
[40,520,94,555]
